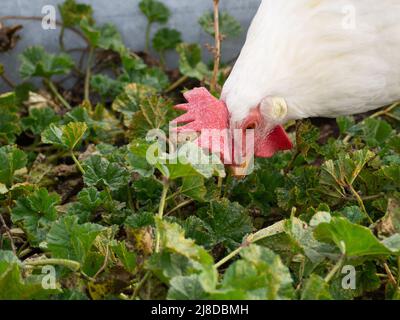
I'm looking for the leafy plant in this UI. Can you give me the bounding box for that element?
[1,0,400,301]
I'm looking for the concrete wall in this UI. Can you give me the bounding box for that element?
[0,0,261,92]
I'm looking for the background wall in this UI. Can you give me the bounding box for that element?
[0,0,261,92]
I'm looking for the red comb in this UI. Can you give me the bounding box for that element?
[171,87,231,162]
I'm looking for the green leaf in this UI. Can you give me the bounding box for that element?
[111,241,137,273]
[0,251,57,299]
[59,0,94,27]
[156,218,218,298]
[127,139,155,178]
[125,211,155,229]
[91,74,123,100]
[211,245,294,300]
[21,107,60,135]
[112,83,156,127]
[167,275,209,300]
[152,28,182,53]
[41,122,87,150]
[181,176,206,202]
[19,46,74,79]
[176,43,210,81]
[156,142,226,179]
[80,18,126,53]
[199,12,242,38]
[336,116,355,135]
[157,218,214,268]
[301,274,332,300]
[192,199,253,250]
[0,92,21,144]
[83,155,130,191]
[47,215,105,264]
[139,0,170,24]
[314,217,393,257]
[0,145,27,187]
[11,188,60,245]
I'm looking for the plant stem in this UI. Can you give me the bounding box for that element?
[145,22,152,53]
[348,183,373,224]
[215,245,245,269]
[24,258,81,272]
[1,73,15,89]
[84,47,94,103]
[324,254,345,283]
[165,199,193,216]
[45,79,72,110]
[131,271,151,300]
[0,213,16,255]
[210,0,221,93]
[71,151,85,174]
[165,75,189,93]
[155,181,169,253]
[384,262,398,287]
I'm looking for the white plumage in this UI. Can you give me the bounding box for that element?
[222,0,400,125]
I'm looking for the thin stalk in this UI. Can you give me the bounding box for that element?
[71,151,85,174]
[24,258,81,272]
[1,73,15,88]
[45,79,72,110]
[324,255,345,283]
[84,47,94,103]
[0,213,16,255]
[165,75,189,93]
[210,0,221,93]
[131,271,151,300]
[165,199,193,216]
[215,245,244,269]
[348,183,373,224]
[155,181,169,253]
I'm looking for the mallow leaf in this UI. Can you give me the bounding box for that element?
[152,28,182,53]
[83,155,130,191]
[0,92,21,144]
[47,215,105,264]
[0,145,27,187]
[19,46,74,79]
[22,107,60,135]
[139,0,170,24]
[211,245,294,300]
[41,122,87,151]
[11,188,60,245]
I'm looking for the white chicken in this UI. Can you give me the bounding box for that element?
[173,0,400,168]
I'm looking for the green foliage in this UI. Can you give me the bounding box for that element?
[152,28,182,53]
[0,92,21,144]
[19,46,74,79]
[22,107,60,135]
[199,12,242,39]
[0,145,27,188]
[2,0,400,301]
[177,43,210,81]
[139,0,170,24]
[59,0,94,27]
[41,122,87,151]
[12,188,60,245]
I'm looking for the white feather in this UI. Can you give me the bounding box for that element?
[222,0,400,123]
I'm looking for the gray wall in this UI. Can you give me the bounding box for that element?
[0,0,261,92]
